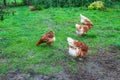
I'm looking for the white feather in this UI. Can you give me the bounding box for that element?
[80,14,90,24]
[67,37,74,46]
[76,28,84,35]
[53,37,56,41]
[67,37,79,57]
[68,47,78,57]
[75,24,79,28]
[75,24,84,35]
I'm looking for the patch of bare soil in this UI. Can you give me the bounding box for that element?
[1,46,120,80]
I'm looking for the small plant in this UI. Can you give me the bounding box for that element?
[88,1,105,10]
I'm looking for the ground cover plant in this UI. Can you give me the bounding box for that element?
[0,6,120,80]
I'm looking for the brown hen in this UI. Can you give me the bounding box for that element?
[29,6,36,11]
[67,37,88,58]
[75,14,94,35]
[36,30,55,46]
[80,14,94,27]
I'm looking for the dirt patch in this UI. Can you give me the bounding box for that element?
[1,46,120,80]
[66,46,120,80]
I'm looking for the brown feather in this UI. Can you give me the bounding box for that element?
[67,37,88,58]
[84,19,94,27]
[29,6,36,11]
[74,40,88,57]
[76,24,91,35]
[36,30,55,46]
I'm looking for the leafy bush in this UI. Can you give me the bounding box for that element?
[35,5,46,10]
[31,0,95,9]
[0,0,119,9]
[33,0,50,10]
[88,1,105,10]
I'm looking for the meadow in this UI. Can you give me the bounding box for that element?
[0,6,120,79]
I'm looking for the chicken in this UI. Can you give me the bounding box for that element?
[75,14,94,35]
[36,30,55,46]
[67,37,88,58]
[75,24,90,35]
[80,14,94,27]
[29,6,36,11]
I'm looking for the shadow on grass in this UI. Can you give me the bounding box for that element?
[80,34,97,38]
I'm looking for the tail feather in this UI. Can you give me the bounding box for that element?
[80,14,89,21]
[36,39,43,46]
[67,37,73,43]
[67,37,74,46]
[80,14,94,26]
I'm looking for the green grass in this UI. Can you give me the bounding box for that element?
[7,0,22,3]
[0,6,120,76]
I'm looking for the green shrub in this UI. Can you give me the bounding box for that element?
[33,0,50,10]
[35,5,45,10]
[88,1,105,10]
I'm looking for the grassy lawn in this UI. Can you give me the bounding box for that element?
[0,6,120,76]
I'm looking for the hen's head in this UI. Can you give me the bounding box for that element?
[47,30,55,37]
[75,24,80,28]
[80,14,94,26]
[49,30,54,34]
